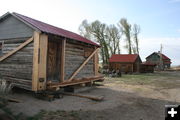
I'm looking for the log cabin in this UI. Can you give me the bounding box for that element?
[109,54,142,73]
[0,12,103,92]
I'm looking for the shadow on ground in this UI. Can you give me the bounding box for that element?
[4,86,179,120]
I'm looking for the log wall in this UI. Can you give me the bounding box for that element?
[0,37,33,90]
[65,41,95,80]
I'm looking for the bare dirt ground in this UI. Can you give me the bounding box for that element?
[6,71,180,120]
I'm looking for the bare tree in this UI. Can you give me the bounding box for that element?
[78,18,140,65]
[106,25,122,55]
[119,18,132,54]
[132,24,140,54]
[78,20,92,40]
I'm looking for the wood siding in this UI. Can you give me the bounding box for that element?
[65,41,95,80]
[0,37,33,90]
[0,15,33,40]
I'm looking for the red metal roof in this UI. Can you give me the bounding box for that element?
[109,54,139,63]
[162,54,170,60]
[146,52,170,60]
[12,12,100,47]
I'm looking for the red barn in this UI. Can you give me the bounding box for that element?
[109,54,142,73]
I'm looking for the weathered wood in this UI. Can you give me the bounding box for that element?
[38,34,48,90]
[12,83,32,90]
[60,92,104,101]
[32,31,40,91]
[48,76,104,88]
[0,37,33,62]
[68,48,99,82]
[47,41,58,82]
[94,47,99,76]
[1,38,27,43]
[0,15,33,40]
[65,42,95,80]
[1,72,32,80]
[60,38,66,82]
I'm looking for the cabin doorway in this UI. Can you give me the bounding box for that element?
[47,40,62,83]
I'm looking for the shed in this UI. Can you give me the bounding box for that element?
[0,12,103,92]
[140,62,156,73]
[109,54,142,73]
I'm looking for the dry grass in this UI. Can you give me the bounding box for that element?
[0,79,12,96]
[104,71,180,89]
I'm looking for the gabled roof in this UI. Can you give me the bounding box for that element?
[0,12,99,47]
[109,54,140,63]
[161,54,170,60]
[146,52,170,60]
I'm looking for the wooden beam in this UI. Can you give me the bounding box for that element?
[32,31,40,91]
[68,48,99,82]
[94,47,99,76]
[0,37,33,62]
[60,92,104,101]
[38,34,48,90]
[60,38,66,82]
[48,75,104,88]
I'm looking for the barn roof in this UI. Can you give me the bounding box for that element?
[0,12,99,47]
[146,52,170,60]
[109,54,139,63]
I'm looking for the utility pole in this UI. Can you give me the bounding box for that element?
[159,44,163,70]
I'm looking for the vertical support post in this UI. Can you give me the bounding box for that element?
[60,38,66,82]
[38,34,48,90]
[32,31,40,91]
[94,47,99,76]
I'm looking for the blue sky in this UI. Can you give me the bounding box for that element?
[1,0,180,65]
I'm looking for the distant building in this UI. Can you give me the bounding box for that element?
[140,62,156,73]
[146,52,171,70]
[109,54,142,73]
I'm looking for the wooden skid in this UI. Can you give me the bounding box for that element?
[47,76,104,88]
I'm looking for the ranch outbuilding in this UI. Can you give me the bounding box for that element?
[0,12,103,92]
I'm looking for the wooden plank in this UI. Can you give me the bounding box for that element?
[94,47,99,76]
[32,31,40,91]
[48,75,104,88]
[60,92,104,101]
[68,48,99,82]
[60,38,66,82]
[38,34,48,90]
[0,37,33,62]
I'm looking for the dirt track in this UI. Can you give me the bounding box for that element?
[7,71,180,120]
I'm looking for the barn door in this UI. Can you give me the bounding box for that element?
[47,41,61,82]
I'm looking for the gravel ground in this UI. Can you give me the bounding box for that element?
[6,71,180,120]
